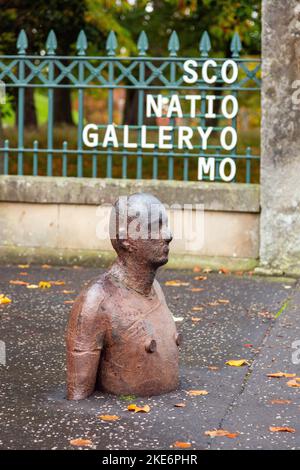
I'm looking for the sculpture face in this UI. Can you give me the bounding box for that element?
[66,193,180,400]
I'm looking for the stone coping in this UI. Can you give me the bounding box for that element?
[0,176,260,213]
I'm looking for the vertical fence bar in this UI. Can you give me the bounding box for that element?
[136,31,148,180]
[76,31,87,178]
[4,139,9,175]
[92,153,97,178]
[46,30,57,177]
[106,31,117,179]
[122,152,127,178]
[16,30,28,176]
[33,140,38,175]
[152,145,158,179]
[62,141,68,176]
[246,146,251,183]
[183,152,188,181]
[167,31,179,180]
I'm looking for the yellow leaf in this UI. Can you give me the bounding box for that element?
[226,359,249,367]
[194,276,207,281]
[205,429,239,438]
[173,441,191,448]
[62,290,75,294]
[269,426,296,433]
[42,264,51,269]
[64,300,74,304]
[192,306,203,311]
[70,438,92,446]
[165,280,189,287]
[18,264,29,268]
[26,284,39,289]
[218,299,230,304]
[38,281,51,289]
[267,372,296,378]
[98,415,120,421]
[287,378,300,388]
[0,294,11,304]
[50,280,65,286]
[187,390,208,396]
[127,404,150,413]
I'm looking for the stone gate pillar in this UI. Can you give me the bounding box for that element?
[259,0,300,275]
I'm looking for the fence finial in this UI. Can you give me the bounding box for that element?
[76,30,88,55]
[137,31,149,56]
[106,31,118,56]
[230,32,242,57]
[168,30,180,56]
[199,31,211,57]
[17,30,28,55]
[46,30,57,55]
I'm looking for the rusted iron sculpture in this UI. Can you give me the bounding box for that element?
[66,193,181,400]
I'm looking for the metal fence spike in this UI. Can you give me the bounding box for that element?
[199,31,211,57]
[230,32,242,57]
[137,31,149,56]
[76,30,88,56]
[46,30,57,55]
[168,30,180,56]
[106,31,118,56]
[16,30,28,54]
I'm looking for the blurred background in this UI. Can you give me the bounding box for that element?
[0,0,261,180]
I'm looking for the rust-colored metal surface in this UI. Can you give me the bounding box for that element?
[66,193,180,400]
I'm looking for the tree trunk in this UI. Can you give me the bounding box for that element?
[54,87,74,126]
[123,67,157,126]
[14,87,38,128]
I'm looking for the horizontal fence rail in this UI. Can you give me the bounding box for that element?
[0,29,261,183]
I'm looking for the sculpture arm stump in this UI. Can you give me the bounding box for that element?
[66,283,105,400]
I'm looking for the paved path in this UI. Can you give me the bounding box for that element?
[0,265,299,450]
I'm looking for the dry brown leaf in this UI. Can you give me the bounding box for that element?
[204,429,239,438]
[208,301,219,306]
[269,426,296,433]
[194,276,207,281]
[218,299,230,304]
[189,288,204,292]
[270,399,292,405]
[287,378,300,388]
[70,438,92,446]
[192,306,203,311]
[18,264,29,269]
[267,372,296,378]
[187,390,208,396]
[191,317,202,322]
[172,441,191,448]
[193,266,201,273]
[41,264,51,269]
[50,280,66,286]
[174,403,186,408]
[98,415,120,421]
[9,280,29,286]
[127,404,150,413]
[165,280,189,287]
[62,290,75,294]
[64,300,74,304]
[207,366,219,371]
[219,267,230,274]
[0,294,11,304]
[203,268,212,273]
[19,272,28,276]
[226,359,249,367]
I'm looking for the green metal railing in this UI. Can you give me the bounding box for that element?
[0,29,261,182]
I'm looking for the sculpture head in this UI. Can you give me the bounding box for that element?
[110,193,172,268]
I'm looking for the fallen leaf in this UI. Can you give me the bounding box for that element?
[26,284,39,289]
[62,290,75,294]
[9,280,29,286]
[173,316,184,322]
[70,438,92,446]
[172,441,191,449]
[50,280,66,286]
[0,294,11,304]
[192,306,203,311]
[18,264,29,269]
[165,280,189,287]
[193,266,201,273]
[19,272,28,276]
[97,415,120,421]
[226,359,249,367]
[258,310,273,319]
[267,372,296,378]
[208,301,219,307]
[64,300,74,304]
[218,299,230,304]
[191,317,202,322]
[187,390,209,396]
[219,267,230,274]
[204,429,239,438]
[127,404,150,413]
[207,366,219,371]
[269,426,295,433]
[287,378,300,388]
[41,264,51,269]
[243,343,253,348]
[203,268,212,273]
[194,276,207,281]
[236,271,244,276]
[39,281,51,289]
[189,288,204,292]
[270,399,292,405]
[174,403,186,408]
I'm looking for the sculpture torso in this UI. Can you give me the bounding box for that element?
[67,273,180,397]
